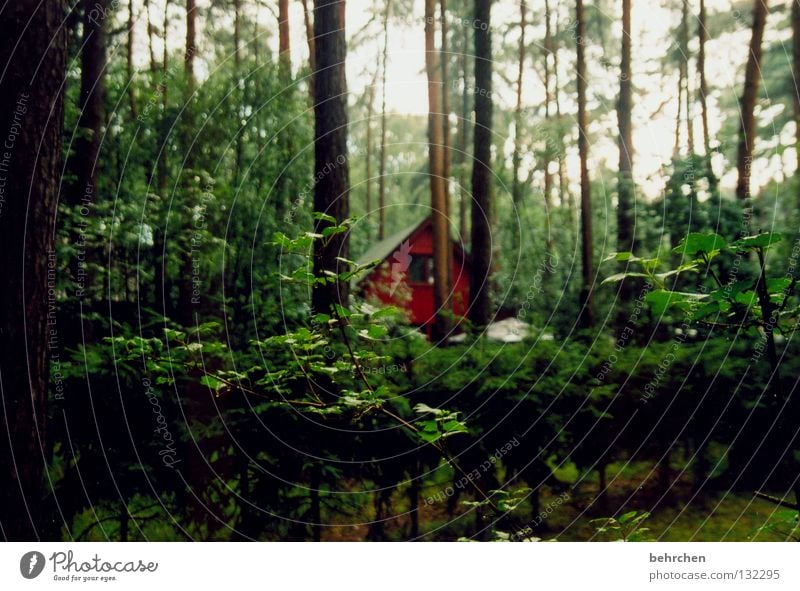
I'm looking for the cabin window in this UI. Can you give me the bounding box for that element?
[407,256,434,284]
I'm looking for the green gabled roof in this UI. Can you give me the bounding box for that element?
[355,216,429,267]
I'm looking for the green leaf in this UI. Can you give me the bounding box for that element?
[200,375,225,392]
[673,232,727,257]
[731,232,783,250]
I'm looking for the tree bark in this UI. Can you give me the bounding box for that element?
[681,0,694,154]
[577,0,594,328]
[0,0,67,541]
[279,0,291,73]
[698,0,711,157]
[128,0,138,117]
[469,0,493,330]
[617,0,634,297]
[71,0,108,205]
[425,0,451,341]
[511,0,527,210]
[365,69,378,239]
[186,0,197,91]
[458,24,471,243]
[735,0,769,201]
[311,0,350,314]
[441,0,452,224]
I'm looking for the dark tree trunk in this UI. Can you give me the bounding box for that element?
[735,0,769,201]
[70,0,108,206]
[617,0,634,302]
[576,0,594,328]
[128,0,138,117]
[0,0,67,541]
[469,0,493,330]
[186,0,197,91]
[441,0,452,224]
[425,0,451,342]
[311,0,350,315]
[458,24,471,243]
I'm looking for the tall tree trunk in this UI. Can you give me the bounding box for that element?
[469,0,493,330]
[576,0,594,328]
[511,0,527,210]
[441,0,452,222]
[425,0,451,341]
[458,24,471,242]
[735,0,769,201]
[279,0,291,73]
[553,9,571,220]
[71,0,108,205]
[0,0,67,541]
[698,0,712,157]
[378,0,391,240]
[186,0,197,91]
[543,0,553,213]
[681,0,694,154]
[234,0,241,70]
[311,0,350,314]
[674,61,683,157]
[617,0,634,301]
[365,70,378,238]
[128,0,138,117]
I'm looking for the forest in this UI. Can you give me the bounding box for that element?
[2,0,800,543]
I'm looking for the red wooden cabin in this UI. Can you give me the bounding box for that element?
[354,216,471,333]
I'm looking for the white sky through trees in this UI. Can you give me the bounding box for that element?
[134,0,797,199]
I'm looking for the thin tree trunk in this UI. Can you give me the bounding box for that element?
[234,0,241,70]
[441,0,452,223]
[735,0,769,201]
[542,0,553,212]
[469,0,493,330]
[378,0,391,240]
[279,0,291,73]
[0,0,67,541]
[458,25,471,243]
[511,0,527,210]
[682,0,694,154]
[698,0,712,157]
[186,0,196,91]
[71,0,108,205]
[365,69,378,238]
[617,0,634,302]
[674,62,683,156]
[311,0,350,314]
[426,0,451,341]
[577,0,594,328]
[553,9,572,222]
[128,0,138,117]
